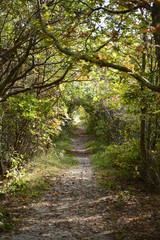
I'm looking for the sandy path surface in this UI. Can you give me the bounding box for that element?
[1,128,113,240]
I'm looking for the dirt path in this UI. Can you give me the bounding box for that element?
[1,128,113,240]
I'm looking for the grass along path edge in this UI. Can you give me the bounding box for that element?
[0,132,78,233]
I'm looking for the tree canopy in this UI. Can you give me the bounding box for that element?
[0,0,160,187]
[0,0,160,101]
[0,3,160,238]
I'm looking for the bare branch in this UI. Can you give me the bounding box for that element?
[1,65,71,101]
[80,0,152,15]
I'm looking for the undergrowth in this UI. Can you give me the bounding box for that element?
[86,139,141,190]
[2,132,78,199]
[0,130,78,232]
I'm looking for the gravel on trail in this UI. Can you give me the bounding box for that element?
[0,128,113,240]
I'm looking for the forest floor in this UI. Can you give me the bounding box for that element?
[0,127,160,240]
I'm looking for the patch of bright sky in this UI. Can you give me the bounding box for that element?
[99,0,110,29]
[105,0,110,5]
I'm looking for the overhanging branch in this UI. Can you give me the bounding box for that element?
[80,0,152,15]
[0,66,71,101]
[37,0,160,93]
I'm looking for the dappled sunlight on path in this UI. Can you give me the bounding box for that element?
[1,127,113,240]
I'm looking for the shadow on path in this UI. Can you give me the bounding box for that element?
[1,127,113,240]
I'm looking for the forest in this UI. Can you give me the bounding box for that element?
[0,0,160,239]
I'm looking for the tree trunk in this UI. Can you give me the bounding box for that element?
[140,106,148,178]
[0,158,4,176]
[0,106,5,176]
[152,1,160,72]
[140,34,149,180]
[152,1,160,152]
[151,116,158,150]
[146,118,151,167]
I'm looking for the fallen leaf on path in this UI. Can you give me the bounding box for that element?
[90,207,94,210]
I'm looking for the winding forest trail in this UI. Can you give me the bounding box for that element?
[2,127,113,240]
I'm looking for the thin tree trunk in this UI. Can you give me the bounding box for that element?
[140,34,148,180]
[0,158,4,176]
[152,1,160,74]
[0,109,5,176]
[146,118,151,167]
[140,106,148,178]
[151,116,158,150]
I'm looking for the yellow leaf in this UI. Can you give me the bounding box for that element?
[107,44,113,50]
[131,65,135,74]
[150,26,156,33]
[126,55,129,61]
[98,52,102,60]
[142,28,148,33]
[136,45,144,52]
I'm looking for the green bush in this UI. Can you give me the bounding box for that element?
[1,129,78,199]
[88,140,141,185]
